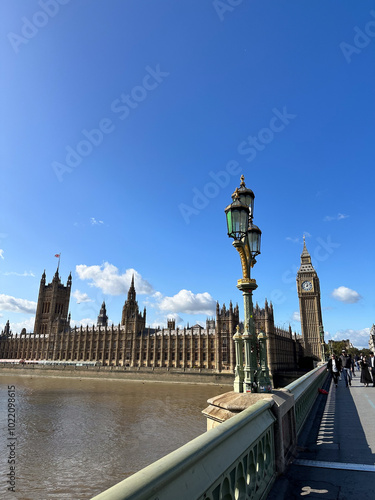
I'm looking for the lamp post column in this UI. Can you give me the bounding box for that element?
[319,325,325,361]
[238,281,258,392]
[233,326,244,392]
[257,332,272,392]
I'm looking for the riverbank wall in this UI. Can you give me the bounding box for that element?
[0,363,234,385]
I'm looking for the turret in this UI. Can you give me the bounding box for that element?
[97,301,108,327]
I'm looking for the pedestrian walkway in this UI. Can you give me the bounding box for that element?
[267,369,375,499]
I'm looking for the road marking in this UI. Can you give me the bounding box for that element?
[301,485,328,496]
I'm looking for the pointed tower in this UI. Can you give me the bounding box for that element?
[97,301,108,327]
[34,269,72,335]
[121,276,146,333]
[1,320,11,339]
[296,237,324,359]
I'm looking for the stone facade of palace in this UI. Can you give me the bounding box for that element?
[1,242,326,376]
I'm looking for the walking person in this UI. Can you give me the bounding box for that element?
[369,353,375,387]
[354,354,360,371]
[327,354,341,388]
[340,349,352,387]
[350,354,356,377]
[359,355,373,387]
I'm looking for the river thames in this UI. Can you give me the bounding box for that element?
[0,374,230,500]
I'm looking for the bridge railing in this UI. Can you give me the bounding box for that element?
[92,364,328,500]
[92,399,276,500]
[284,363,328,435]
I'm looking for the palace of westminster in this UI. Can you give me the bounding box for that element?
[0,241,325,378]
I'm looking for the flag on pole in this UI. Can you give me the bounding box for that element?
[55,254,61,258]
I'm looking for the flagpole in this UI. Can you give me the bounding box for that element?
[58,253,61,272]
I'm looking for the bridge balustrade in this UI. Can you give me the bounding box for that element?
[92,364,328,500]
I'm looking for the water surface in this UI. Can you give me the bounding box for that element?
[0,374,229,499]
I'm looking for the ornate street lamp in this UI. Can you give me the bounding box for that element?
[225,175,272,393]
[319,324,325,361]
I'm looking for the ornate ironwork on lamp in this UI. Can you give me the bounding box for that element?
[225,176,272,394]
[225,189,249,241]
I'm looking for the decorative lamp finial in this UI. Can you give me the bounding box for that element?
[240,175,245,187]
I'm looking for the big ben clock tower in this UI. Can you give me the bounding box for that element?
[296,237,324,360]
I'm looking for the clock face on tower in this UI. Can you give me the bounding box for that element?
[302,280,313,291]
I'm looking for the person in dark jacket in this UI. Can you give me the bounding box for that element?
[340,350,352,387]
[359,355,373,387]
[327,354,341,387]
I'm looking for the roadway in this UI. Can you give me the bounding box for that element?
[267,368,375,499]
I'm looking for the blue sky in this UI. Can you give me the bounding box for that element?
[1,0,374,349]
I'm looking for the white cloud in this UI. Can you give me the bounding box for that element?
[332,286,361,304]
[324,213,349,222]
[4,271,35,277]
[148,313,184,330]
[286,237,299,244]
[90,218,104,225]
[292,311,300,322]
[76,263,153,295]
[330,328,370,350]
[0,294,37,314]
[157,289,216,315]
[0,317,35,334]
[72,290,93,304]
[286,233,311,244]
[0,249,4,259]
[70,318,97,328]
